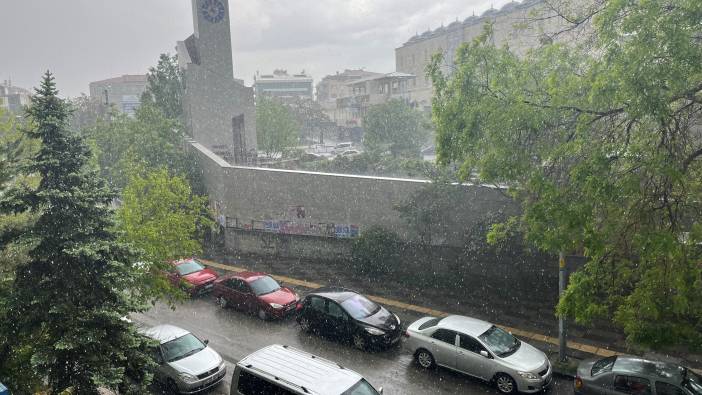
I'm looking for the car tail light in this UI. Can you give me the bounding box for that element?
[574,376,583,390]
[403,330,410,338]
[296,303,303,311]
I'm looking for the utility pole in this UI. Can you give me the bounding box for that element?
[558,250,568,362]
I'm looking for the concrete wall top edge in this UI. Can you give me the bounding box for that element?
[189,141,508,191]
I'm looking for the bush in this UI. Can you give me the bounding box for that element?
[351,226,402,276]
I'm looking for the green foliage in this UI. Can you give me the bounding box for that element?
[395,173,463,244]
[0,72,155,393]
[430,1,702,350]
[117,166,212,267]
[141,53,184,120]
[80,101,192,190]
[351,226,402,276]
[256,96,300,158]
[363,99,429,158]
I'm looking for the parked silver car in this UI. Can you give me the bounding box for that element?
[404,315,552,394]
[574,355,702,394]
[142,324,226,394]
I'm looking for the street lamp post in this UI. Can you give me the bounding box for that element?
[558,251,567,362]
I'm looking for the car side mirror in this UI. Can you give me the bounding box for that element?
[204,339,209,345]
[480,350,490,358]
[378,387,383,394]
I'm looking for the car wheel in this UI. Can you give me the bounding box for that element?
[258,308,268,320]
[494,373,517,394]
[415,349,435,369]
[217,296,227,309]
[299,317,311,332]
[352,333,366,350]
[166,379,179,394]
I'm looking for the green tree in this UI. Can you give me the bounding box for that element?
[141,53,184,120]
[363,99,429,158]
[0,72,154,393]
[430,1,702,350]
[117,167,212,269]
[256,95,300,158]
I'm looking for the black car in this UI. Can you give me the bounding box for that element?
[295,287,403,350]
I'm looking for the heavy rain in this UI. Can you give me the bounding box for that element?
[1,1,701,395]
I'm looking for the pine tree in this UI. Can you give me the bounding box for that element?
[0,72,154,393]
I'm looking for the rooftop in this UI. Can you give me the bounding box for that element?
[400,0,543,47]
[238,345,362,395]
[438,315,493,336]
[89,74,147,86]
[346,72,415,86]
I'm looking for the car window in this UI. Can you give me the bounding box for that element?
[342,379,381,395]
[340,294,380,319]
[478,325,520,358]
[459,334,487,354]
[613,375,651,395]
[419,318,441,330]
[656,382,685,395]
[431,329,457,345]
[592,356,617,376]
[249,276,281,296]
[230,279,250,293]
[175,260,204,276]
[237,370,296,395]
[160,333,205,363]
[308,296,325,312]
[328,301,346,319]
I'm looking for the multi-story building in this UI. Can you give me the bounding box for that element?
[88,74,147,116]
[334,72,415,128]
[395,0,574,110]
[0,80,31,114]
[316,69,382,127]
[253,70,313,100]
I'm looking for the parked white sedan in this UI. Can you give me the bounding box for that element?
[404,315,552,394]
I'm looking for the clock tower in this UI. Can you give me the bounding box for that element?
[192,0,233,78]
[178,0,257,164]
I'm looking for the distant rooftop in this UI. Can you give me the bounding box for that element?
[256,69,312,82]
[400,0,543,47]
[90,74,147,86]
[345,72,415,86]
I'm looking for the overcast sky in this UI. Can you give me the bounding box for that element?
[1,0,511,98]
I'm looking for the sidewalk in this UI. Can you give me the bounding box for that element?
[198,256,702,375]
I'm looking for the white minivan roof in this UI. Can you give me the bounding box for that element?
[237,344,363,394]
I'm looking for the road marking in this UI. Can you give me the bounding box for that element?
[199,258,702,374]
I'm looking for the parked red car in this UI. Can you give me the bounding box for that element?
[212,272,299,320]
[169,258,219,295]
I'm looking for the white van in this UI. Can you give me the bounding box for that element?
[230,344,383,395]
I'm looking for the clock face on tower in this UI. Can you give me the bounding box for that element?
[201,0,225,23]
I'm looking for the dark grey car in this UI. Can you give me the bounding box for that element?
[574,355,702,395]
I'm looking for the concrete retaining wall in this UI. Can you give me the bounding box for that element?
[190,141,520,251]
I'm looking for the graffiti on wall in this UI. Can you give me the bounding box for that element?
[226,217,360,239]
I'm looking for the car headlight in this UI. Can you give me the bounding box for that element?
[364,327,386,336]
[294,293,300,301]
[178,372,198,383]
[518,371,540,380]
[269,303,284,309]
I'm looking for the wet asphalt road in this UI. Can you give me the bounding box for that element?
[133,297,574,395]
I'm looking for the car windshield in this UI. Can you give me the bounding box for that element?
[176,260,205,276]
[592,356,617,376]
[160,333,206,363]
[250,276,280,296]
[342,379,381,395]
[341,294,381,319]
[683,369,702,394]
[478,326,520,357]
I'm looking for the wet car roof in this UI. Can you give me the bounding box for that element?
[613,356,684,382]
[437,315,493,337]
[142,324,190,344]
[311,287,359,303]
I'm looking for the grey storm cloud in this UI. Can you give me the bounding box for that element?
[0,0,510,97]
